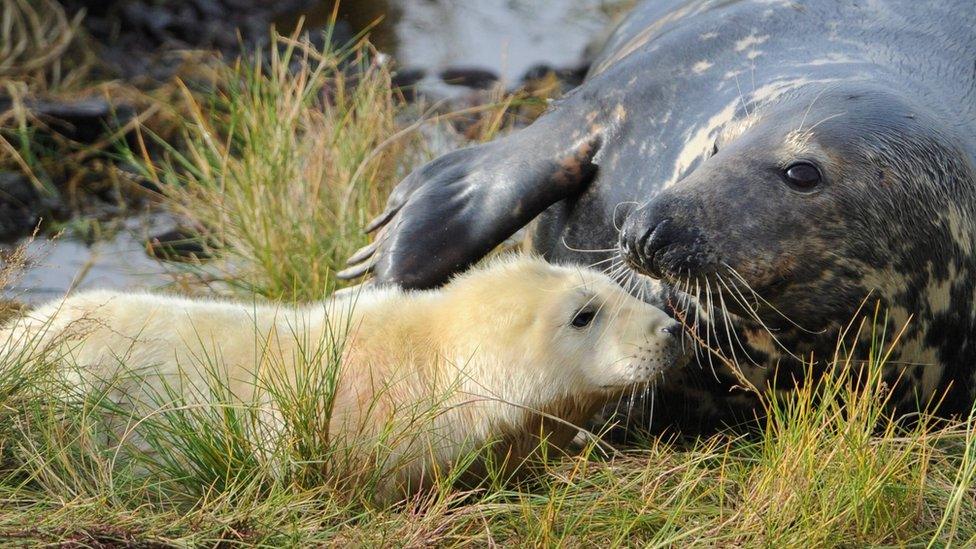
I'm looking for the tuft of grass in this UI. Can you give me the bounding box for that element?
[0,0,92,93]
[131,31,423,301]
[127,26,549,301]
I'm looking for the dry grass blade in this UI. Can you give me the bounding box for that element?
[0,0,91,91]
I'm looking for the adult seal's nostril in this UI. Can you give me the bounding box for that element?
[618,226,631,255]
[644,218,675,260]
[619,214,643,263]
[623,217,677,279]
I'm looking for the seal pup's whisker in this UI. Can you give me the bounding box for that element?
[605,260,631,283]
[625,269,645,300]
[609,256,628,275]
[620,268,642,300]
[602,278,637,341]
[587,255,622,271]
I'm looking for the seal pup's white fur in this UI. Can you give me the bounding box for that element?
[1,256,682,499]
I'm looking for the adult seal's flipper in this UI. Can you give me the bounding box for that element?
[338,112,605,289]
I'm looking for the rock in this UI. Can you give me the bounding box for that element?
[191,0,225,19]
[520,63,589,90]
[60,0,323,79]
[146,227,212,261]
[0,173,43,242]
[391,67,426,101]
[438,67,500,90]
[25,98,136,145]
[0,172,40,206]
[116,162,163,195]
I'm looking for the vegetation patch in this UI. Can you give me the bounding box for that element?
[1,3,975,547]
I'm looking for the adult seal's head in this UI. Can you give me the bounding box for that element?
[615,80,976,420]
[621,83,976,335]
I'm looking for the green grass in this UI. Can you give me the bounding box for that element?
[126,28,433,301]
[2,302,975,546]
[2,14,976,549]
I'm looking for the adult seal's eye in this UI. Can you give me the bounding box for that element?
[784,162,822,191]
[571,309,596,328]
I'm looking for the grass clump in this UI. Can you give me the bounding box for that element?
[133,31,422,301]
[129,25,547,301]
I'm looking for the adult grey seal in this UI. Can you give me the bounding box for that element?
[340,0,976,432]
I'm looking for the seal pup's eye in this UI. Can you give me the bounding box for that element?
[783,162,822,191]
[571,308,597,328]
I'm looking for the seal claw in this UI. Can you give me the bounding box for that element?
[364,208,397,234]
[347,240,380,266]
[337,256,377,280]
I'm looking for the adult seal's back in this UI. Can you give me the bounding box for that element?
[341,0,976,432]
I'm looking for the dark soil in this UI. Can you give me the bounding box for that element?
[60,0,328,79]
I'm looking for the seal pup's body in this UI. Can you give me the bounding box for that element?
[2,256,682,499]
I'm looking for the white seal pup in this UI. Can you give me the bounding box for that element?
[1,256,684,500]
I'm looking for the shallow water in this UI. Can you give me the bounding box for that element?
[293,0,618,81]
[6,216,177,305]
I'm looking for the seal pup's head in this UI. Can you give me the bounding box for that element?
[366,255,688,498]
[437,255,686,394]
